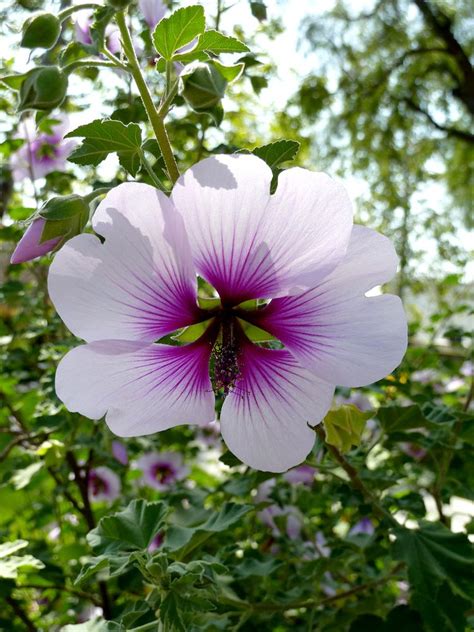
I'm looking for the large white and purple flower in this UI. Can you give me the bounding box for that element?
[48,154,407,472]
[11,118,75,182]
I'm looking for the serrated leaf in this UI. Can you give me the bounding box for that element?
[377,405,437,433]
[323,405,374,452]
[174,29,248,61]
[251,139,300,169]
[87,499,168,553]
[153,5,205,61]
[164,503,253,553]
[393,523,474,631]
[66,119,143,176]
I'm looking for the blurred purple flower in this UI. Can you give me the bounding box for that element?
[283,464,316,485]
[112,440,128,465]
[335,391,372,412]
[135,451,188,490]
[461,361,473,377]
[411,368,438,384]
[74,10,121,54]
[88,466,121,502]
[11,118,75,182]
[258,504,303,540]
[10,217,62,265]
[303,531,331,560]
[139,0,167,29]
[400,442,427,460]
[349,517,374,537]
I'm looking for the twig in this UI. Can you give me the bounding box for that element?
[6,596,37,632]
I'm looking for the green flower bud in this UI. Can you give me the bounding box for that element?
[39,194,90,222]
[179,61,228,113]
[18,66,68,112]
[21,12,61,49]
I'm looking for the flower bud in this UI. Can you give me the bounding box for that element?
[18,66,68,112]
[11,195,89,264]
[179,61,227,114]
[21,12,61,49]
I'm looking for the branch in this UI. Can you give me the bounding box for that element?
[412,0,474,113]
[403,97,474,143]
[6,596,37,632]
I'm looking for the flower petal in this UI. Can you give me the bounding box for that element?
[220,342,335,472]
[48,183,201,343]
[252,226,407,387]
[10,218,61,264]
[55,339,215,436]
[171,155,353,304]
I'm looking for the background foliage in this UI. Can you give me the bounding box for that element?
[0,0,473,630]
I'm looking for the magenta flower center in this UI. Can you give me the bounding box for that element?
[89,473,108,495]
[151,462,176,484]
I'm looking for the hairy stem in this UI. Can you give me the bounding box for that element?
[314,425,400,528]
[115,11,180,184]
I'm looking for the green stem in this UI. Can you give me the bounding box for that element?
[314,425,400,529]
[58,3,101,21]
[63,59,121,74]
[115,11,180,184]
[101,46,130,71]
[139,149,168,192]
[158,80,179,118]
[83,187,112,203]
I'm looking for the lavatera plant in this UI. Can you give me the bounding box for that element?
[6,1,407,473]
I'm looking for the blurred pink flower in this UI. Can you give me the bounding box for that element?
[335,391,372,412]
[11,117,75,181]
[88,466,121,502]
[148,531,164,552]
[411,368,438,384]
[135,451,188,490]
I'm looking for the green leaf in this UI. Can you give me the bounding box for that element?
[250,1,267,21]
[0,540,28,559]
[0,541,45,579]
[323,405,374,452]
[175,30,249,61]
[62,620,123,632]
[90,6,116,51]
[11,461,43,490]
[152,5,206,61]
[251,139,300,169]
[87,499,168,553]
[212,60,245,83]
[66,119,143,176]
[393,523,474,631]
[377,405,437,433]
[0,73,27,91]
[164,503,253,553]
